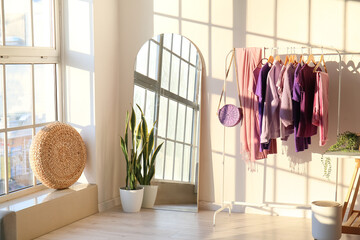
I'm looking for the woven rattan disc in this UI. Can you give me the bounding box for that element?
[30,122,86,189]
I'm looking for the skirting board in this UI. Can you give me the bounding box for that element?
[199,201,312,219]
[98,196,121,212]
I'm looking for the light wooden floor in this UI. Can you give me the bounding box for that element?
[37,206,360,240]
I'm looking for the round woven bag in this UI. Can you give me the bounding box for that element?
[218,104,243,127]
[30,122,86,189]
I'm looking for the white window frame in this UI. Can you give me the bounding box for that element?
[134,34,201,184]
[0,0,62,200]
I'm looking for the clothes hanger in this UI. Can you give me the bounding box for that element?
[313,54,328,73]
[284,48,289,65]
[306,53,316,65]
[268,55,274,64]
[256,58,268,68]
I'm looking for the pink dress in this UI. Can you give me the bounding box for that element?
[312,72,329,146]
[235,48,266,162]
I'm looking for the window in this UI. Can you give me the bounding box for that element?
[0,0,60,196]
[133,34,201,184]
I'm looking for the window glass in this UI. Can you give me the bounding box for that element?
[181,37,190,61]
[145,89,155,126]
[133,85,145,126]
[4,0,32,46]
[183,145,191,182]
[179,60,189,99]
[170,55,180,94]
[176,103,186,142]
[163,33,172,50]
[34,64,55,124]
[172,34,182,57]
[0,133,4,195]
[0,66,4,129]
[173,143,183,181]
[8,129,33,192]
[190,44,198,65]
[166,100,177,140]
[6,65,32,128]
[161,49,171,90]
[164,140,174,180]
[148,41,159,80]
[135,42,149,76]
[187,66,196,101]
[33,0,54,47]
[154,138,165,179]
[185,107,193,144]
[157,96,167,138]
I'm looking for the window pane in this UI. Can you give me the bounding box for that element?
[6,65,32,128]
[163,33,172,50]
[154,138,165,179]
[172,34,181,56]
[33,0,54,47]
[173,143,183,181]
[152,35,160,43]
[176,103,186,142]
[133,85,145,127]
[148,41,159,80]
[0,3,3,46]
[183,145,191,182]
[170,55,180,94]
[185,107,193,144]
[161,49,171,90]
[179,60,188,99]
[190,44,197,65]
[181,37,190,61]
[0,133,4,194]
[145,89,155,126]
[135,41,149,76]
[167,100,177,140]
[157,96,167,138]
[187,66,196,101]
[34,64,55,124]
[164,140,174,180]
[8,129,33,192]
[4,0,32,46]
[0,66,4,129]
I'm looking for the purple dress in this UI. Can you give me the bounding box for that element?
[292,63,311,152]
[255,63,271,151]
[293,64,318,137]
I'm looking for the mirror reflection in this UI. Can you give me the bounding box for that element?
[133,33,202,212]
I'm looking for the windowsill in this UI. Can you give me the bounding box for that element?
[0,182,90,211]
[153,179,195,185]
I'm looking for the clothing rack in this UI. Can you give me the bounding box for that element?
[213,47,360,226]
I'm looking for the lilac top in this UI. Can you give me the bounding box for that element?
[279,64,295,140]
[292,63,311,152]
[255,63,271,151]
[293,64,318,137]
[260,60,283,144]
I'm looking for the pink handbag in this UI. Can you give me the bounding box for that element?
[217,49,243,127]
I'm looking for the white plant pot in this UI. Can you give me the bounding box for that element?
[140,185,158,208]
[119,187,144,213]
[311,201,342,240]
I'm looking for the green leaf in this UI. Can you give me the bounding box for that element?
[120,137,128,164]
[147,128,155,163]
[130,107,136,136]
[150,142,164,167]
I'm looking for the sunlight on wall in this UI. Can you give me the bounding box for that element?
[68,0,91,54]
[154,0,179,16]
[181,0,208,22]
[65,66,92,127]
[153,15,179,35]
[277,0,309,43]
[246,0,275,36]
[211,27,233,79]
[211,0,233,28]
[345,1,360,52]
[310,0,344,49]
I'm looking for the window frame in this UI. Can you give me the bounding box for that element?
[134,34,201,184]
[0,0,61,199]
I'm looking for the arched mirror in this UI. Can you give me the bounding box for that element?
[133,33,203,212]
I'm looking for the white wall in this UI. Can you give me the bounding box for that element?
[114,0,360,218]
[64,0,360,216]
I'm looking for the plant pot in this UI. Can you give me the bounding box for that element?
[119,187,144,213]
[140,185,158,208]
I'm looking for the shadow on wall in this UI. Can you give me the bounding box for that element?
[62,0,96,184]
[150,0,360,217]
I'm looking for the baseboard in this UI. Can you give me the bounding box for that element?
[199,200,312,218]
[98,196,121,212]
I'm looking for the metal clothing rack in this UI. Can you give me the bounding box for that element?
[213,46,360,226]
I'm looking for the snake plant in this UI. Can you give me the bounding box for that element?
[120,107,143,190]
[135,105,164,185]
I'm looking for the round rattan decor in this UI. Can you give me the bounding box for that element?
[30,122,87,189]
